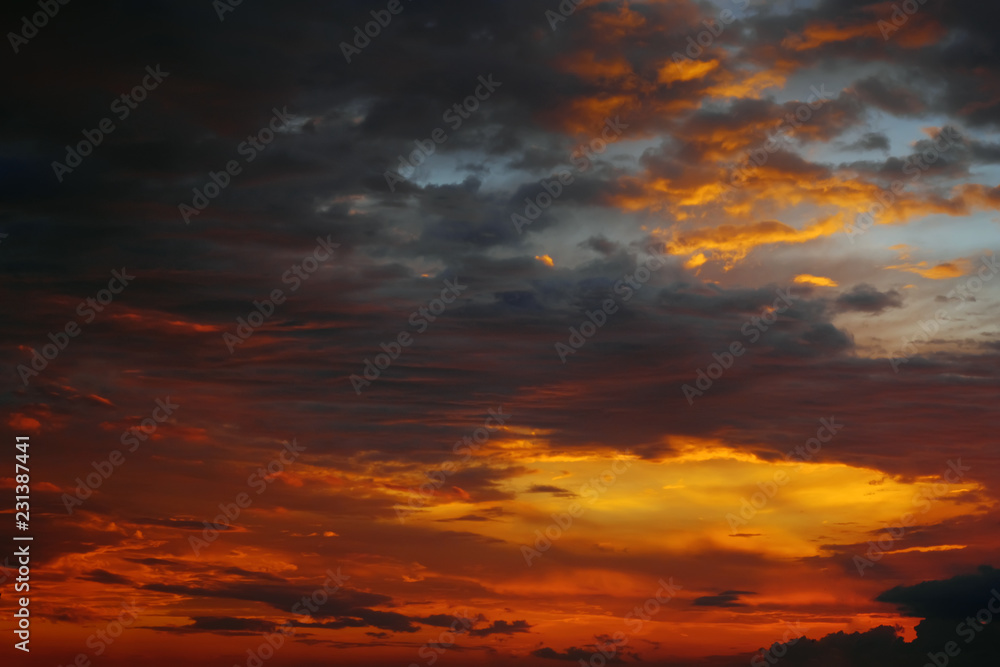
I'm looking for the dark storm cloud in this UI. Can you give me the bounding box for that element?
[414,613,476,628]
[852,74,928,116]
[876,565,1000,619]
[525,484,575,497]
[692,590,756,608]
[148,616,283,635]
[143,580,387,615]
[704,567,1000,666]
[835,284,905,313]
[468,619,532,637]
[747,626,917,666]
[140,578,428,633]
[842,132,891,152]
[579,235,620,256]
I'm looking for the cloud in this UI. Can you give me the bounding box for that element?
[887,260,970,280]
[148,617,284,635]
[708,567,1000,666]
[794,274,839,287]
[875,565,1000,620]
[7,0,1000,664]
[663,218,842,266]
[78,569,133,586]
[140,580,420,632]
[834,284,905,313]
[842,132,891,152]
[852,75,927,116]
[692,590,756,608]
[526,484,576,497]
[468,620,532,637]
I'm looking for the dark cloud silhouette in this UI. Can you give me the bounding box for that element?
[692,590,756,608]
[843,132,891,152]
[835,284,905,313]
[78,569,133,585]
[526,484,575,497]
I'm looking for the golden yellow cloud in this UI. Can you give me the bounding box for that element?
[886,260,970,279]
[794,274,839,287]
[704,68,787,99]
[684,253,708,269]
[658,59,719,84]
[658,217,842,266]
[406,439,987,566]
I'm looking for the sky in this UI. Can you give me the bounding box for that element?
[2,0,1000,665]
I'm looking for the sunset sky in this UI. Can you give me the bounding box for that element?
[3,0,1000,665]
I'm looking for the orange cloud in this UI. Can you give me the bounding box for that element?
[704,68,787,99]
[586,2,647,39]
[886,260,970,279]
[658,58,719,84]
[794,274,839,287]
[659,217,842,266]
[684,253,708,269]
[8,414,41,431]
[782,22,876,51]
